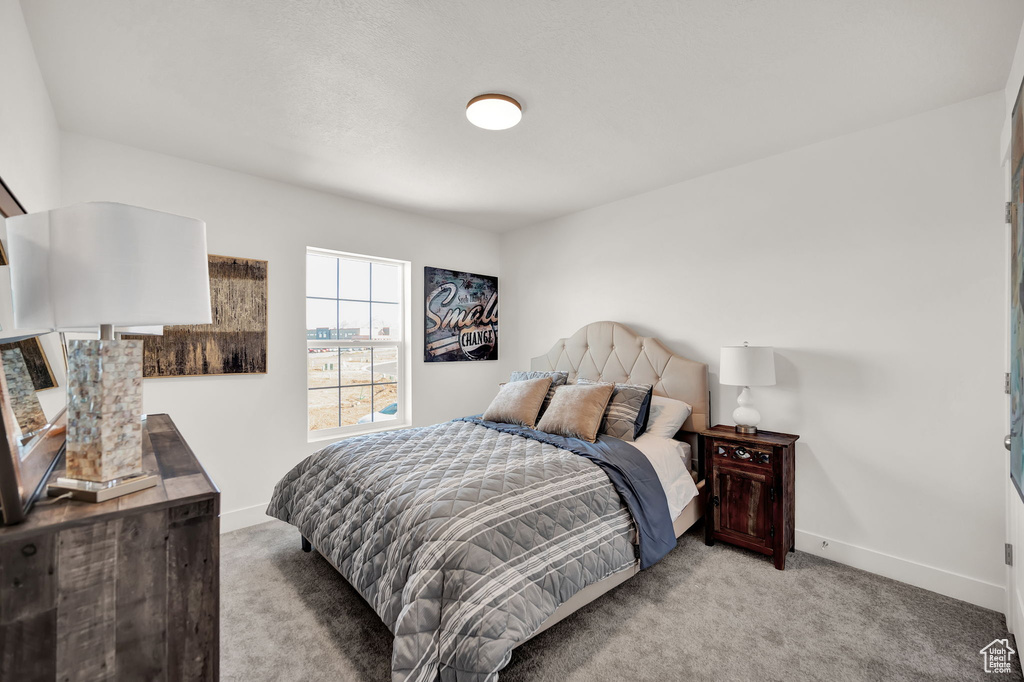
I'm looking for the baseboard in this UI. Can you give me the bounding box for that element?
[796,530,1005,612]
[220,502,272,533]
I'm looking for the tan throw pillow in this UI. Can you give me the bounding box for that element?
[508,370,569,417]
[481,376,553,428]
[536,382,616,442]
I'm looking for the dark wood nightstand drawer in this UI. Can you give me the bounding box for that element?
[711,465,773,549]
[709,438,773,467]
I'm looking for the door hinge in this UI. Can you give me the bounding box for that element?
[1007,372,1012,395]
[1008,202,1013,224]
[770,525,775,538]
[1007,543,1014,567]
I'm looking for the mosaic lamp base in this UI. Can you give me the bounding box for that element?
[66,338,144,484]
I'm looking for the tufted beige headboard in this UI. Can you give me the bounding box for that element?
[530,321,710,433]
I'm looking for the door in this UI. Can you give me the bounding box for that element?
[1011,86,1024,532]
[713,465,772,549]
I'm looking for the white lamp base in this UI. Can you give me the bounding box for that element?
[732,386,761,434]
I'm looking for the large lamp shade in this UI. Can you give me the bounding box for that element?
[719,345,776,387]
[7,202,211,330]
[0,265,47,342]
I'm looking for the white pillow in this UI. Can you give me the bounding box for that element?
[644,395,692,438]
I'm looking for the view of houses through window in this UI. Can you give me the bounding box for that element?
[306,248,406,433]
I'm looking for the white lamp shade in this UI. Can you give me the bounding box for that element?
[7,202,211,330]
[720,345,776,387]
[0,265,49,342]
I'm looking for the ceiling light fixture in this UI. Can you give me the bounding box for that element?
[466,94,522,130]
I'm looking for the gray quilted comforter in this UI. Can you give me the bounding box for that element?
[267,418,672,681]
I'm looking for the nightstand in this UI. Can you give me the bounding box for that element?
[702,425,799,570]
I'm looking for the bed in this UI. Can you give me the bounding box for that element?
[268,321,709,681]
[523,321,709,637]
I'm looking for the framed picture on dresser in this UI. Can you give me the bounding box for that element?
[0,361,67,525]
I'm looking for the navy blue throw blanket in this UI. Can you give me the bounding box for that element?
[457,417,677,569]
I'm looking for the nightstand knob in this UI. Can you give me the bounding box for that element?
[711,495,720,507]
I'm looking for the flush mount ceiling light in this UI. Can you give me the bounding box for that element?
[466,94,522,130]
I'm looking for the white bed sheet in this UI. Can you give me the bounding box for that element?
[678,441,692,470]
[631,433,699,520]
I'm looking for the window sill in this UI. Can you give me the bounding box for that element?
[307,420,412,444]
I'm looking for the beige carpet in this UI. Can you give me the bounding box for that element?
[221,519,1020,681]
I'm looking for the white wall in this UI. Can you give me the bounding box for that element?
[60,132,503,530]
[0,0,59,211]
[500,93,1007,610]
[0,0,66,417]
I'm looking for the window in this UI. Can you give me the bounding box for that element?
[306,247,408,437]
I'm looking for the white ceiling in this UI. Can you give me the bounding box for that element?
[20,0,1024,231]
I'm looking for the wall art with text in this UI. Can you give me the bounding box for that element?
[424,266,497,362]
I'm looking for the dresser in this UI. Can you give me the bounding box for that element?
[0,414,219,681]
[702,425,799,570]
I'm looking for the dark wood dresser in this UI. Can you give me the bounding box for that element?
[0,414,219,681]
[702,425,799,570]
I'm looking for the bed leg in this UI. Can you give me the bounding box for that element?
[301,535,312,553]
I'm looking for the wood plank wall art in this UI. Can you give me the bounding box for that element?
[124,254,268,377]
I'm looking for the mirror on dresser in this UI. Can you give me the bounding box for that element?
[0,177,68,524]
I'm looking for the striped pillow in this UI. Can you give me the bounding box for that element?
[509,371,569,416]
[576,378,653,442]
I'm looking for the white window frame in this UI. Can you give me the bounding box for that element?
[306,246,411,442]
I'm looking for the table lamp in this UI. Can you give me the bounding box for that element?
[719,342,776,434]
[7,202,210,490]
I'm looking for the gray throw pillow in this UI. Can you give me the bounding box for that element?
[482,377,553,428]
[509,370,568,416]
[576,378,653,442]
